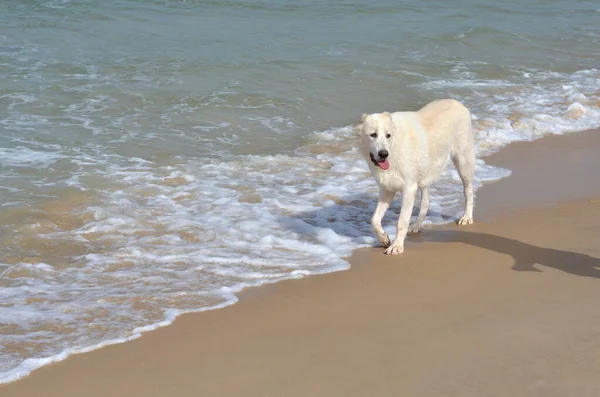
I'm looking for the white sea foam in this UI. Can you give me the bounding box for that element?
[0,301,237,384]
[0,147,67,167]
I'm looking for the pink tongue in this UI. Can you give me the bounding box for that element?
[378,160,390,170]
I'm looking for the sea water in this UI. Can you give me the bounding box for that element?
[1,0,599,383]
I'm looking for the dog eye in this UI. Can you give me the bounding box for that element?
[370,133,377,138]
[386,134,391,139]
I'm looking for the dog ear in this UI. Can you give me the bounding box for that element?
[355,114,368,136]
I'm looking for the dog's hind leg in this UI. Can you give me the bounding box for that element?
[452,141,475,225]
[408,186,430,235]
[371,188,395,248]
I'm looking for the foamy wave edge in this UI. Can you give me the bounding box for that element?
[0,303,233,384]
[0,261,351,385]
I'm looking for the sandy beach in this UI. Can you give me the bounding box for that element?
[2,128,600,397]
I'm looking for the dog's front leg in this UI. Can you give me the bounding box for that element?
[371,188,395,248]
[384,184,418,255]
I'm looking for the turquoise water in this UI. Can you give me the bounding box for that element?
[1,0,599,383]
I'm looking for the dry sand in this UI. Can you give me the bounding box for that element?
[2,129,600,397]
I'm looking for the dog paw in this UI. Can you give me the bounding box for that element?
[378,233,391,248]
[457,216,473,225]
[384,244,404,255]
[407,225,422,235]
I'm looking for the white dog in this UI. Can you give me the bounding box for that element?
[356,99,475,255]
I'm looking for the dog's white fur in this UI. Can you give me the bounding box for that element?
[356,99,475,255]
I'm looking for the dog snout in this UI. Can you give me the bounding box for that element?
[378,150,388,159]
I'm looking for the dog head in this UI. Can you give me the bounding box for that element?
[355,112,394,171]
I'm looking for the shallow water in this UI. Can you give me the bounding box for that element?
[1,0,599,383]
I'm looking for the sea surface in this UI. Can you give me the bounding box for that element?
[1,0,599,383]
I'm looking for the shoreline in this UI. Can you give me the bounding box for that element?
[2,127,600,396]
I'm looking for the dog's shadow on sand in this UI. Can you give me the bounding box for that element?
[416,230,600,279]
[281,192,600,279]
